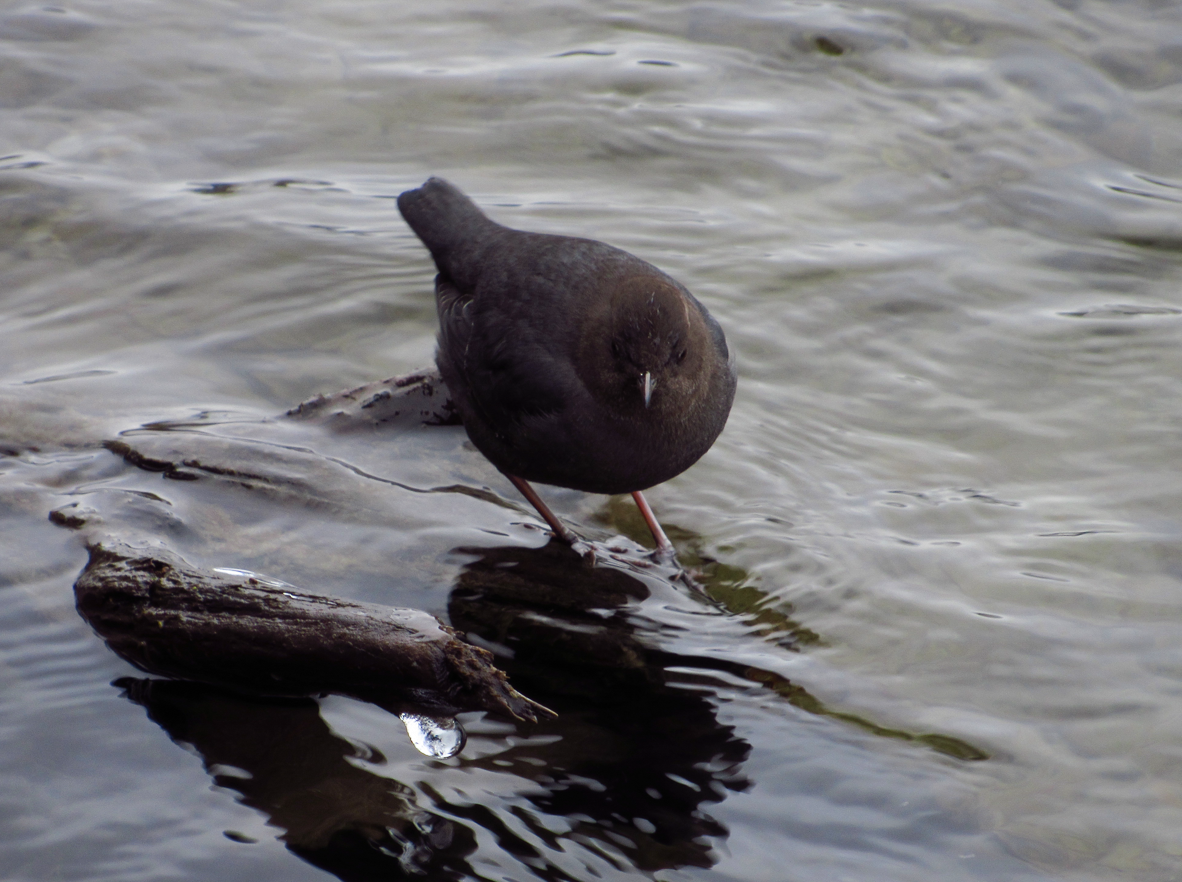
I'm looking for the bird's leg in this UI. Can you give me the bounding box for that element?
[507,474,578,544]
[631,491,674,556]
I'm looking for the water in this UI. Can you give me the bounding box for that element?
[3,0,1182,879]
[399,713,467,759]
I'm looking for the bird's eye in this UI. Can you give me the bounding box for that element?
[675,347,687,364]
[611,340,622,358]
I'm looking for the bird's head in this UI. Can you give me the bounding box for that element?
[594,274,709,416]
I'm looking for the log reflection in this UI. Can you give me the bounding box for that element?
[117,678,479,879]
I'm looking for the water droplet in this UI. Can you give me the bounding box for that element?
[399,713,466,758]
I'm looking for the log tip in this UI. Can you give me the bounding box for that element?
[440,634,557,723]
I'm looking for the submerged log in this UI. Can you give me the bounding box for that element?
[74,540,553,723]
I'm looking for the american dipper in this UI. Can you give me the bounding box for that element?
[397,178,736,554]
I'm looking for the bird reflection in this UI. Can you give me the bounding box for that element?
[446,539,753,871]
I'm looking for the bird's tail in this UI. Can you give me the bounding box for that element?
[397,178,500,278]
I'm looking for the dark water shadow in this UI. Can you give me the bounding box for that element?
[446,540,753,873]
[116,677,480,880]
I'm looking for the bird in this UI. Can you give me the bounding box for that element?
[396,177,736,556]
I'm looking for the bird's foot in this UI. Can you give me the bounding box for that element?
[648,544,679,567]
[570,537,598,564]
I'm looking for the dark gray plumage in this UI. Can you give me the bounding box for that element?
[397,177,736,549]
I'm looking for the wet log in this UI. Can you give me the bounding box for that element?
[73,540,553,723]
[285,368,458,432]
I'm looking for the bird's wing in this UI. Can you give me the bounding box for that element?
[435,273,471,353]
[471,323,569,424]
[445,303,573,439]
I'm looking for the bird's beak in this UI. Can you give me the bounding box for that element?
[642,371,654,408]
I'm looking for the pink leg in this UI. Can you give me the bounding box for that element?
[507,474,577,544]
[631,491,673,554]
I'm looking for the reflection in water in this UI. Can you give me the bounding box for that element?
[116,539,762,879]
[116,678,478,879]
[447,540,753,872]
[117,536,988,880]
[453,539,987,762]
[398,713,466,759]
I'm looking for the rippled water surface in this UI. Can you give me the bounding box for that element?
[4,1,1182,879]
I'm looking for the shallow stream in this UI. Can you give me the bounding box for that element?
[3,1,1182,879]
